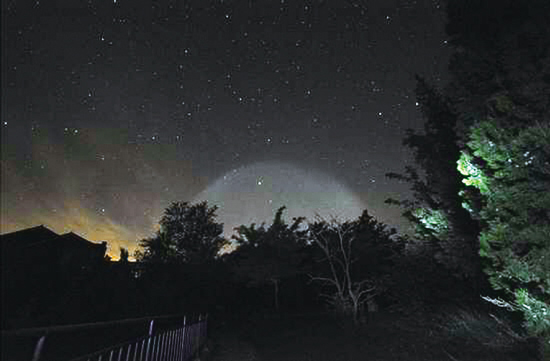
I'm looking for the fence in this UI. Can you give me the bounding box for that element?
[1,313,208,361]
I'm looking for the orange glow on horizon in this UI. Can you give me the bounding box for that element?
[1,200,150,259]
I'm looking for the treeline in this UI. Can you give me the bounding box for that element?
[128,200,478,325]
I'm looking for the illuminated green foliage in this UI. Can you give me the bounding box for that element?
[434,0,550,348]
[457,152,489,194]
[412,208,449,240]
[515,289,550,335]
[458,120,550,336]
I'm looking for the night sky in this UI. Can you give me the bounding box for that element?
[1,0,450,256]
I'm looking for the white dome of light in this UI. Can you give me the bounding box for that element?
[192,161,367,238]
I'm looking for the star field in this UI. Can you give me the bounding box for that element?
[1,0,450,256]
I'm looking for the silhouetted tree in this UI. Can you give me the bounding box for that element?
[390,0,550,352]
[230,206,307,310]
[386,76,481,282]
[137,231,175,263]
[138,201,224,264]
[119,247,129,263]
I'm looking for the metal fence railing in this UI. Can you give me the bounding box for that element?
[1,313,208,361]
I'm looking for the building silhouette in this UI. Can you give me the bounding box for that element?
[1,225,108,329]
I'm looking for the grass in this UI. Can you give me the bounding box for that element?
[207,306,540,361]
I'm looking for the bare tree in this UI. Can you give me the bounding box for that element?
[308,217,379,324]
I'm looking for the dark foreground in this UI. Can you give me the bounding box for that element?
[205,308,540,361]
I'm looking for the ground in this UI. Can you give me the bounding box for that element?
[204,307,540,361]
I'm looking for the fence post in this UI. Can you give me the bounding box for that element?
[31,335,47,361]
[182,316,187,360]
[204,314,208,345]
[144,320,154,361]
[198,314,203,353]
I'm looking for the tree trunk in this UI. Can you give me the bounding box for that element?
[366,298,378,323]
[272,279,279,311]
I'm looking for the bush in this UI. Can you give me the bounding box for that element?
[436,307,524,349]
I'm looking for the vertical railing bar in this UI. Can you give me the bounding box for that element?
[150,336,155,361]
[125,343,132,361]
[190,324,195,357]
[198,314,202,354]
[142,339,147,361]
[197,317,202,352]
[182,317,187,361]
[196,319,200,354]
[154,334,160,361]
[158,333,164,361]
[31,335,47,361]
[135,340,140,361]
[181,322,187,361]
[187,324,191,361]
[204,314,208,346]
[140,339,146,361]
[172,330,178,361]
[164,331,170,361]
[137,340,142,361]
[176,328,182,361]
[165,331,170,361]
[202,314,207,348]
[199,314,203,351]
[161,332,168,360]
[168,330,173,361]
[155,334,162,361]
[167,331,172,360]
[157,333,164,361]
[174,329,180,361]
[149,335,157,361]
[176,329,181,361]
[109,349,115,361]
[180,324,186,361]
[190,323,194,358]
[174,326,181,361]
[197,319,201,354]
[176,327,183,361]
[132,341,139,361]
[163,331,172,361]
[179,323,185,361]
[170,330,176,361]
[188,321,193,360]
[144,320,154,361]
[185,320,190,360]
[202,314,206,349]
[193,321,198,355]
[192,318,196,359]
[117,346,123,361]
[192,323,197,357]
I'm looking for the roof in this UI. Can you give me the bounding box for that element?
[0,225,106,251]
[0,225,60,249]
[60,231,100,246]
